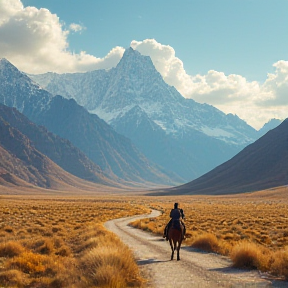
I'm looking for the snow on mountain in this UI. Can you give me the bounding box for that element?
[30,48,258,146]
[28,48,264,181]
[0,58,51,120]
[0,58,181,185]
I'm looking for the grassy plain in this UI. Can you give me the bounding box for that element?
[0,195,149,288]
[131,186,288,279]
[0,185,287,287]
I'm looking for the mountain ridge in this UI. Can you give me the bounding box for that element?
[0,59,180,186]
[0,103,113,185]
[29,48,259,181]
[156,118,288,195]
[0,114,97,189]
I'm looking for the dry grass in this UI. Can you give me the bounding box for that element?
[0,196,148,288]
[1,187,288,285]
[191,233,220,253]
[130,190,288,280]
[270,246,288,279]
[230,241,272,271]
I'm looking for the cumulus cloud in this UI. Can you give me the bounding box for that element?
[131,39,288,129]
[0,1,286,129]
[0,0,124,73]
[260,61,288,106]
[0,0,23,25]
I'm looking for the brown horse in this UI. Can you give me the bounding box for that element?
[168,220,183,261]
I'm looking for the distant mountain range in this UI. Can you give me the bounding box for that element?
[0,50,283,190]
[258,118,283,137]
[0,58,180,187]
[157,118,288,195]
[30,48,281,181]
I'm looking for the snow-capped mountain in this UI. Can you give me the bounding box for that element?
[31,48,258,146]
[30,48,260,181]
[164,118,288,195]
[0,58,51,120]
[0,58,180,186]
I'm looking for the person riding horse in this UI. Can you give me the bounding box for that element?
[163,203,186,240]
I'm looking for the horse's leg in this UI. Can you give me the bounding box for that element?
[169,239,174,260]
[173,239,176,250]
[177,239,182,261]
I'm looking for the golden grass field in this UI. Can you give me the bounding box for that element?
[131,186,288,280]
[0,195,149,288]
[0,185,288,287]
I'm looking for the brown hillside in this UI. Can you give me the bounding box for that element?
[157,118,288,195]
[0,104,114,186]
[0,116,111,190]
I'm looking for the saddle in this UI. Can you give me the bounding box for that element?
[171,219,183,232]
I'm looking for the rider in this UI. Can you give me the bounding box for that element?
[163,202,186,240]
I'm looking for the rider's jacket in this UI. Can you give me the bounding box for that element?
[170,208,185,220]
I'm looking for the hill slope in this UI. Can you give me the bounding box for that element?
[0,116,106,190]
[34,96,180,186]
[0,103,113,185]
[159,118,288,195]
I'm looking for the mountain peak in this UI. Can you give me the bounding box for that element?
[117,47,154,70]
[123,47,141,57]
[0,57,9,63]
[0,57,52,118]
[0,58,19,72]
[258,118,283,137]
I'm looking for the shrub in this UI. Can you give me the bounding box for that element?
[55,245,71,257]
[230,241,271,271]
[37,238,54,255]
[191,233,220,253]
[6,251,48,274]
[0,241,25,257]
[81,245,143,287]
[0,269,29,286]
[270,247,288,279]
[3,226,13,233]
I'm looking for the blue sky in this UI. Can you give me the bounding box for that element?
[21,0,287,82]
[1,0,288,128]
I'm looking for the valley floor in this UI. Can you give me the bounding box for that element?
[105,209,287,288]
[0,185,287,287]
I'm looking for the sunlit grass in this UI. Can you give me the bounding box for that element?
[130,193,288,280]
[1,189,288,285]
[0,196,148,287]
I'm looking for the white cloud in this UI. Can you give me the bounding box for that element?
[260,61,288,106]
[0,1,286,129]
[0,0,23,25]
[0,0,124,73]
[69,23,85,33]
[131,39,288,129]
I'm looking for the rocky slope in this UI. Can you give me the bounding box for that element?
[159,118,288,195]
[0,115,99,189]
[0,103,112,185]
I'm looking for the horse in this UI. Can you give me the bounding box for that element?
[168,220,184,261]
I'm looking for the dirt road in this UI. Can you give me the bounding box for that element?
[105,210,287,288]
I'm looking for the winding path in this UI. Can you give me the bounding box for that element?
[105,210,285,288]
